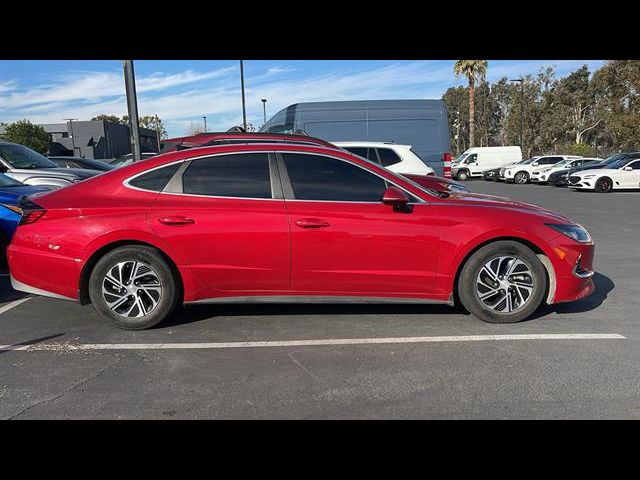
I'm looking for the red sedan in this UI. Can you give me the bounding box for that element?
[8,143,595,330]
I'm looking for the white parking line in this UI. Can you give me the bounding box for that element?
[0,333,626,352]
[0,297,31,316]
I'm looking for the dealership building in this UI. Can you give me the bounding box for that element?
[0,120,159,159]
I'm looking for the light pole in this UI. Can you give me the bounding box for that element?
[261,98,267,125]
[240,60,247,131]
[123,60,142,162]
[454,110,460,155]
[202,116,207,133]
[510,78,524,152]
[64,118,78,156]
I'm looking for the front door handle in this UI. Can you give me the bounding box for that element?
[295,218,330,228]
[158,215,195,225]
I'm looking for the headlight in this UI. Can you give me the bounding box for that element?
[545,223,593,243]
[582,174,596,179]
[506,170,512,175]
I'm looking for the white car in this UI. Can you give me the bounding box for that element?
[501,155,582,184]
[532,157,602,184]
[334,142,435,176]
[568,155,640,192]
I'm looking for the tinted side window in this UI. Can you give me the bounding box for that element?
[377,148,402,167]
[628,161,640,170]
[283,153,386,202]
[182,153,271,198]
[129,163,181,192]
[344,147,368,158]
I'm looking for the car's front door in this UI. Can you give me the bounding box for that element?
[619,160,640,188]
[147,152,290,299]
[278,152,440,298]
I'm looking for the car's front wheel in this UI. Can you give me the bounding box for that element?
[456,170,470,181]
[458,241,547,324]
[88,246,179,330]
[595,177,613,193]
[514,171,530,184]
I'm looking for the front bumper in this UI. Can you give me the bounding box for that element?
[547,237,596,304]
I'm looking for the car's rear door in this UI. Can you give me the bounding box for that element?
[147,151,290,299]
[277,151,440,298]
[619,160,640,188]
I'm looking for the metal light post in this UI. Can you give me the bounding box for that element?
[155,114,161,152]
[261,98,267,125]
[240,60,247,131]
[510,78,524,152]
[123,60,142,162]
[202,116,207,133]
[64,118,78,156]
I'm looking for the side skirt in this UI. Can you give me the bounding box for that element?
[187,295,454,306]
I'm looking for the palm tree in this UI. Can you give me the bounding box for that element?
[454,60,488,148]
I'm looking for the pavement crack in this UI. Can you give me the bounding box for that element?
[6,354,123,420]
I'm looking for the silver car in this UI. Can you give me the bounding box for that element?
[0,141,102,188]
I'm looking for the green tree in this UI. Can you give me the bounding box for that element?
[138,115,168,139]
[91,114,123,124]
[0,119,50,154]
[454,60,488,147]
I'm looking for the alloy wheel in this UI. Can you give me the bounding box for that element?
[514,172,528,184]
[475,256,534,313]
[101,261,163,318]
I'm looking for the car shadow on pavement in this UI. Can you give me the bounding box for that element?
[160,302,470,329]
[529,272,614,319]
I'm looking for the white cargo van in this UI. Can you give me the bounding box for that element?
[451,146,522,180]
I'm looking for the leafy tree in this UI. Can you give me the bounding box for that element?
[91,114,123,123]
[0,119,50,154]
[453,60,488,147]
[138,116,168,139]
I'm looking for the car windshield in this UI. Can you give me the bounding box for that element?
[0,144,58,169]
[454,153,468,163]
[0,173,24,187]
[519,157,537,165]
[607,156,638,170]
[554,160,571,168]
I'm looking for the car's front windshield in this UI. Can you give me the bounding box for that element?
[0,144,58,169]
[0,173,24,187]
[607,157,637,170]
[518,157,537,165]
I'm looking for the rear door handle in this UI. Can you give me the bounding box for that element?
[295,218,330,228]
[158,215,195,225]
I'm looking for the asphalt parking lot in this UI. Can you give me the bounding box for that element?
[0,181,638,419]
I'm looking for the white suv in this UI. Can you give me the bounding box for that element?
[501,155,582,184]
[334,142,435,176]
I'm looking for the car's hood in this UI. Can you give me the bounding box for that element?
[441,191,571,222]
[0,185,54,204]
[572,168,610,176]
[571,163,605,173]
[9,167,101,179]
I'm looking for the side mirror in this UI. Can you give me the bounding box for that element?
[382,186,410,208]
[532,162,539,167]
[624,166,633,171]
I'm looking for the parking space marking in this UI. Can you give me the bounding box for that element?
[0,297,31,316]
[0,333,626,352]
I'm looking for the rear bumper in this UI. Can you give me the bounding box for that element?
[10,274,76,301]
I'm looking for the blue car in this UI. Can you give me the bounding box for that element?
[0,174,54,264]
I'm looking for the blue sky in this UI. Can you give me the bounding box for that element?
[0,60,605,137]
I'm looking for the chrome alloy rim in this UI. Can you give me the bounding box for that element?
[476,256,534,313]
[515,173,528,184]
[102,261,162,317]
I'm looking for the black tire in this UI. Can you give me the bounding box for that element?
[595,177,613,193]
[88,246,178,330]
[457,241,547,324]
[514,171,530,184]
[457,170,470,181]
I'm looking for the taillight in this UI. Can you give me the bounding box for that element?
[442,152,452,178]
[17,197,46,225]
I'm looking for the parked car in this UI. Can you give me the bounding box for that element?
[0,174,54,264]
[259,100,453,177]
[403,174,469,193]
[452,146,522,181]
[501,155,582,184]
[568,155,640,192]
[9,143,594,330]
[532,158,602,184]
[482,167,502,181]
[547,160,606,187]
[49,156,116,172]
[334,142,435,177]
[0,141,102,187]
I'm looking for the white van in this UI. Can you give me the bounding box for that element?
[451,146,522,180]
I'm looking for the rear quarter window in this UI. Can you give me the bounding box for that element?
[128,163,181,192]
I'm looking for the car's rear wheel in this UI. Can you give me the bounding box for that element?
[89,246,178,330]
[595,177,613,193]
[457,170,469,181]
[514,171,529,184]
[458,241,547,324]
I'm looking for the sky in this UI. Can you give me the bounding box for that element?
[0,60,605,138]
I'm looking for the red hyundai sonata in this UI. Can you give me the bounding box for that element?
[8,143,595,330]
